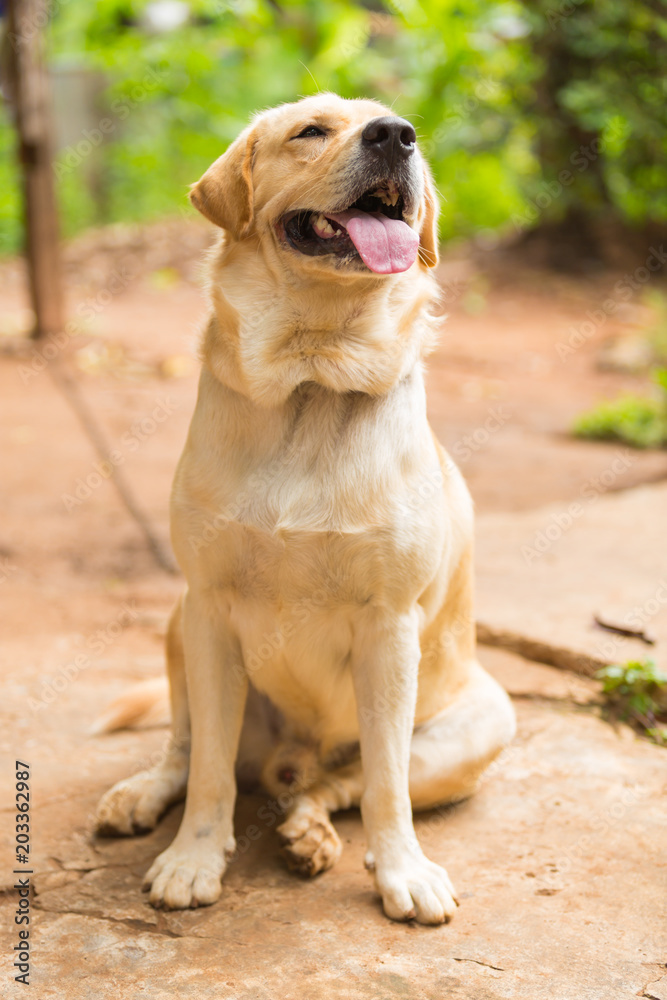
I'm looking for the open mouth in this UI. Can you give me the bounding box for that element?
[282,181,419,275]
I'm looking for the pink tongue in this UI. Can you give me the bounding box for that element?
[326,210,419,274]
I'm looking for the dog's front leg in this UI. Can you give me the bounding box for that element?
[352,608,458,925]
[144,589,247,909]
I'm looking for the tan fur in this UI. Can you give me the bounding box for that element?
[95,94,515,925]
[90,678,170,735]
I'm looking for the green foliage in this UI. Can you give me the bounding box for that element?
[520,0,667,225]
[597,659,667,744]
[0,0,665,253]
[573,369,667,448]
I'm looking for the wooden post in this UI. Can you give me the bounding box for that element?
[6,0,64,339]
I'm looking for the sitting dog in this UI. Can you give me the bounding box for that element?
[95,93,515,925]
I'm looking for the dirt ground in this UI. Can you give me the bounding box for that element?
[0,219,666,999]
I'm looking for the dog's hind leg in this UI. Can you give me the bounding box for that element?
[271,662,514,878]
[408,661,516,811]
[95,595,191,836]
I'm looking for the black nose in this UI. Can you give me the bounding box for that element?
[361,116,416,169]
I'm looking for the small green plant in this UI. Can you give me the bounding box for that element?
[596,659,667,744]
[573,368,667,448]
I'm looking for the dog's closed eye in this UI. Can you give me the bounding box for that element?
[292,125,328,139]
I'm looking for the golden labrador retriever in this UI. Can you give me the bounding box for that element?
[95,93,515,925]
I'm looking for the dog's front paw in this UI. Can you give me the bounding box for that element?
[374,851,459,925]
[277,802,342,876]
[143,838,232,909]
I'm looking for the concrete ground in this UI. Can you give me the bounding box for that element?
[1,222,666,998]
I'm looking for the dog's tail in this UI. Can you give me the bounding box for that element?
[90,677,170,735]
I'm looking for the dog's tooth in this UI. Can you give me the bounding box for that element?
[312,213,339,238]
[382,180,400,206]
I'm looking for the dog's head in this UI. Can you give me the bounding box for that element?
[189,93,439,276]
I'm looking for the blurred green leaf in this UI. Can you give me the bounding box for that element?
[597,659,667,744]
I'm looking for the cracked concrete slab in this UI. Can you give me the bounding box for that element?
[1,651,665,999]
[645,975,667,1000]
[476,481,667,674]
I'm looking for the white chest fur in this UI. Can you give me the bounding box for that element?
[169,369,464,740]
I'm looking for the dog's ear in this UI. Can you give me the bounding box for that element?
[417,161,439,269]
[189,126,256,238]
